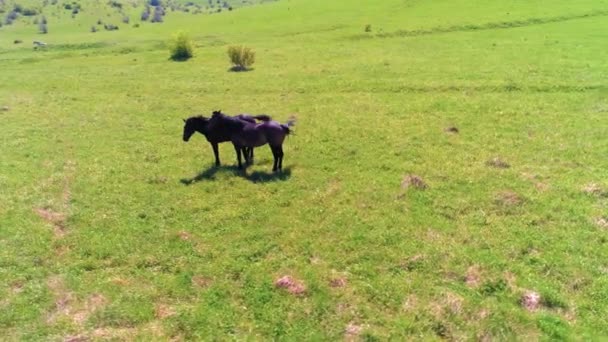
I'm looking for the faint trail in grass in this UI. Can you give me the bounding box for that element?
[345,84,606,94]
[351,9,608,40]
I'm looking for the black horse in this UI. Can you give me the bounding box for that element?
[208,110,296,172]
[182,111,271,166]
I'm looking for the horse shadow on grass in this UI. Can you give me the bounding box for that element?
[180,165,292,185]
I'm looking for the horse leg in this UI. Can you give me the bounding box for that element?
[277,145,284,171]
[245,147,253,165]
[212,142,220,166]
[234,145,243,169]
[270,145,279,172]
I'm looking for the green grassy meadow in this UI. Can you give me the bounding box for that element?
[1,0,608,339]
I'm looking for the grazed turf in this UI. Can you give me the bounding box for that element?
[1,0,608,340]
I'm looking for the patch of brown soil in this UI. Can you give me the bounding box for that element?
[155,303,176,319]
[47,276,107,327]
[177,231,192,241]
[329,277,347,288]
[191,276,211,288]
[595,217,608,229]
[344,322,363,340]
[464,266,481,288]
[35,208,67,238]
[495,190,523,206]
[401,175,428,190]
[521,291,541,311]
[275,275,306,296]
[444,126,459,134]
[486,157,510,169]
[583,183,606,196]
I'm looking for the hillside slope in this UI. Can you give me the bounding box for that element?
[1,0,608,340]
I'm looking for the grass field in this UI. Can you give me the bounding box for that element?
[1,0,608,340]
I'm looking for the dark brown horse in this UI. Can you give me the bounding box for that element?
[182,111,271,166]
[208,110,296,172]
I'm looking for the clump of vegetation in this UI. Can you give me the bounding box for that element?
[104,23,119,31]
[5,10,17,25]
[227,45,255,71]
[365,24,372,32]
[141,5,150,21]
[151,6,164,22]
[122,15,129,24]
[169,31,193,61]
[90,25,97,32]
[38,22,48,34]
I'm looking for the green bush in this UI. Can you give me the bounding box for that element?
[227,45,255,71]
[169,31,193,61]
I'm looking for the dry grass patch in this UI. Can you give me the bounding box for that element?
[401,175,428,190]
[486,157,510,169]
[464,266,482,288]
[583,183,606,196]
[595,217,608,229]
[495,190,524,207]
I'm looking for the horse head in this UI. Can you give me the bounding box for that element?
[182,116,208,142]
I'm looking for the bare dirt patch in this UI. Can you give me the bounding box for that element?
[401,175,428,190]
[400,254,425,271]
[486,157,510,169]
[46,276,74,324]
[344,322,363,340]
[329,277,347,288]
[155,303,176,319]
[494,190,524,207]
[192,275,212,288]
[46,276,107,327]
[177,231,192,241]
[444,126,459,134]
[275,275,306,296]
[583,183,607,197]
[521,291,541,311]
[595,217,608,229]
[464,265,482,288]
[35,208,67,238]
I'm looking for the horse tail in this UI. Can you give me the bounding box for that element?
[280,116,297,135]
[252,114,272,122]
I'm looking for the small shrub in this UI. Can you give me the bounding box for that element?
[151,6,163,22]
[365,24,372,32]
[5,10,17,25]
[22,8,38,16]
[39,22,48,34]
[90,25,97,32]
[14,39,23,44]
[104,23,119,31]
[169,31,193,61]
[122,15,129,24]
[227,45,255,71]
[141,8,150,21]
